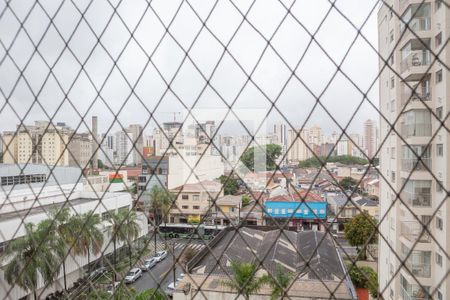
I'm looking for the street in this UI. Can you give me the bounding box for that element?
[131,238,206,293]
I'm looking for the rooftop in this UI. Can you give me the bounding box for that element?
[267,189,324,203]
[171,180,222,192]
[183,227,355,299]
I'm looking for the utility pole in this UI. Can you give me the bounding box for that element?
[172,243,176,285]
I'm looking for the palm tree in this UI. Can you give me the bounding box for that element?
[107,209,140,278]
[71,212,104,277]
[48,207,71,291]
[3,222,60,300]
[222,261,266,300]
[262,265,294,300]
[148,185,172,225]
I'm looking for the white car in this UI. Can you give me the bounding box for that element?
[153,250,168,262]
[140,258,157,271]
[124,268,143,284]
[165,281,177,298]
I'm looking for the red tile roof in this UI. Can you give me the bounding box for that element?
[267,190,324,203]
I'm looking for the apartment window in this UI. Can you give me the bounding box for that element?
[304,209,309,214]
[438,291,443,300]
[391,171,395,183]
[287,208,293,214]
[391,147,396,159]
[182,205,189,209]
[437,144,443,156]
[436,217,443,230]
[389,30,394,43]
[313,209,318,215]
[436,107,443,120]
[281,209,286,215]
[181,194,189,200]
[390,100,395,112]
[436,253,443,266]
[436,69,443,83]
[192,195,199,201]
[436,0,443,10]
[435,32,442,47]
[390,77,395,88]
[193,205,200,210]
[267,208,273,213]
[274,208,279,214]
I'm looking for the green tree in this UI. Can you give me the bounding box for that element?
[48,207,72,291]
[262,265,294,300]
[241,195,251,207]
[344,213,378,260]
[3,223,60,300]
[107,209,140,277]
[339,177,358,190]
[71,212,104,277]
[218,175,239,195]
[148,185,172,225]
[222,261,265,299]
[298,155,369,168]
[347,264,378,298]
[240,144,282,172]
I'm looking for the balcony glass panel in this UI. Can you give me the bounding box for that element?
[402,180,432,207]
[401,145,431,172]
[400,221,431,243]
[400,3,431,34]
[402,110,432,137]
[401,244,431,278]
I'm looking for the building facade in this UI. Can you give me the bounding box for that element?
[169,180,223,224]
[2,122,72,166]
[378,2,449,300]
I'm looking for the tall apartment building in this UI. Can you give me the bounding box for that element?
[364,119,378,158]
[67,133,92,169]
[378,2,449,300]
[2,121,72,166]
[287,128,311,163]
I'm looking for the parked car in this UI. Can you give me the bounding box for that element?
[140,257,157,271]
[124,268,143,284]
[166,274,185,298]
[153,250,168,262]
[165,281,177,298]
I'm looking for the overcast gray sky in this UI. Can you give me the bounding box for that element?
[0,0,381,137]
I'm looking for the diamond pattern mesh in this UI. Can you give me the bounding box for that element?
[0,0,449,299]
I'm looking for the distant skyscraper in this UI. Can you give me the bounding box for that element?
[363,119,377,158]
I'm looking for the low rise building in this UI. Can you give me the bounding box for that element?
[264,189,327,231]
[169,180,223,224]
[175,226,356,300]
[211,195,242,226]
[0,164,148,299]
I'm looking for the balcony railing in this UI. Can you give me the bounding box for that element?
[400,221,431,243]
[401,158,431,172]
[400,50,431,74]
[401,123,432,137]
[405,261,431,278]
[402,191,432,207]
[401,286,431,300]
[401,91,431,105]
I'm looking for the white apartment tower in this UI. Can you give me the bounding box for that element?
[378,2,449,300]
[364,119,378,158]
